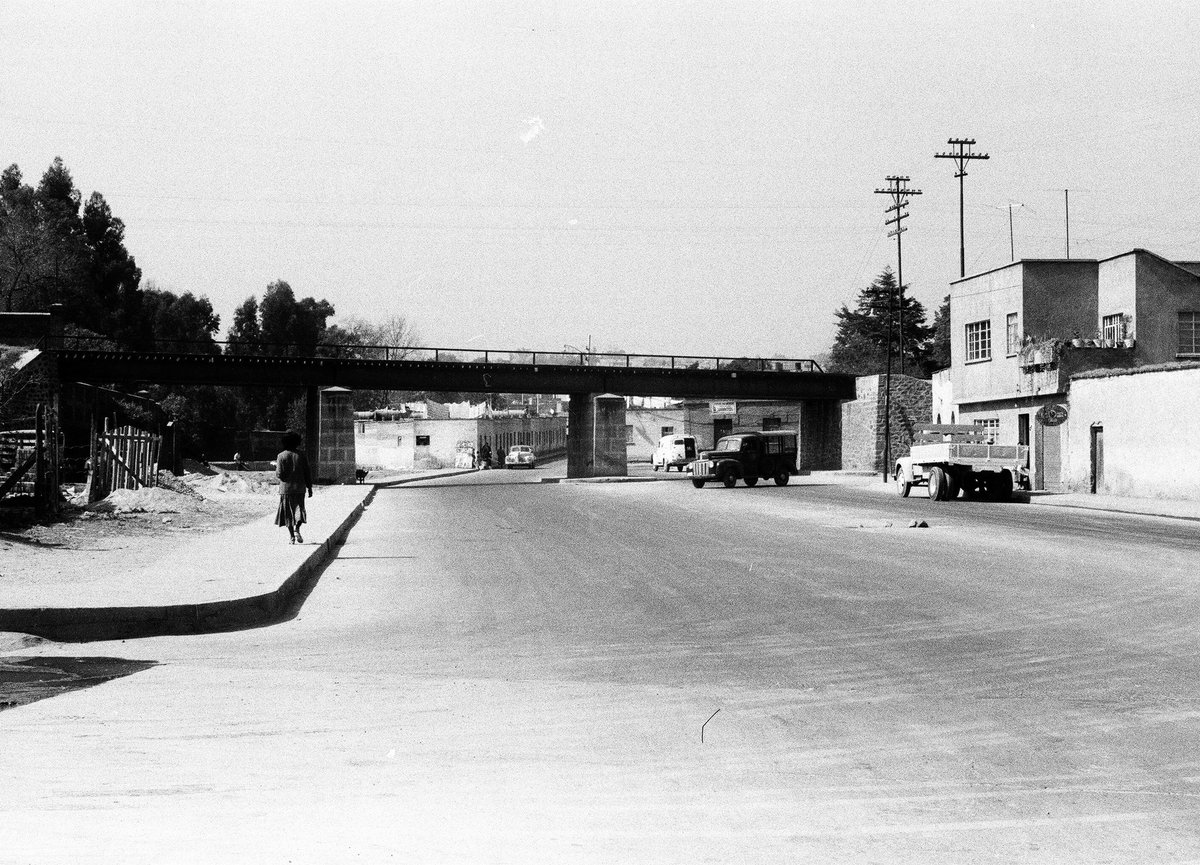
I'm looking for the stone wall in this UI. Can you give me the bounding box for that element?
[841,374,932,473]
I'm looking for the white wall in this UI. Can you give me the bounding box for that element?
[1067,366,1200,499]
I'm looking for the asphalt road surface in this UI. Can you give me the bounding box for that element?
[4,460,1200,863]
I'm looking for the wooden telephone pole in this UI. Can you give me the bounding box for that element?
[935,138,989,277]
[873,175,921,480]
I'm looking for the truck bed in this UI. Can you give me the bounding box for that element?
[909,441,1028,468]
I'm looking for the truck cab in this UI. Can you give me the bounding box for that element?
[690,430,798,489]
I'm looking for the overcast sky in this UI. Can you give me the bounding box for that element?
[5,1,1199,360]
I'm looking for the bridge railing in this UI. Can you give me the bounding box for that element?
[48,335,824,373]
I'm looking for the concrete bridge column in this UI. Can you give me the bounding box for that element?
[317,386,356,484]
[800,399,842,471]
[304,386,321,481]
[566,393,628,479]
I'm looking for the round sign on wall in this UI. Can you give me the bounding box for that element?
[1036,403,1068,426]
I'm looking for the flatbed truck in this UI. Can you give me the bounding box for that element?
[893,424,1029,501]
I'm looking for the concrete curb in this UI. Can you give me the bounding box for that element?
[370,468,481,488]
[0,487,378,643]
[543,476,659,484]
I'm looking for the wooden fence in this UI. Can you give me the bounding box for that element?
[0,404,60,516]
[88,419,161,502]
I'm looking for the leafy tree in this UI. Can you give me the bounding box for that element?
[828,268,933,377]
[82,191,143,344]
[926,294,951,373]
[223,280,338,428]
[0,159,142,344]
[33,158,90,316]
[226,296,262,354]
[256,280,334,356]
[139,285,220,353]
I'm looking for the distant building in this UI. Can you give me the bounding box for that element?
[355,415,568,470]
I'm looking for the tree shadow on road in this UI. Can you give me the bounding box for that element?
[0,655,157,713]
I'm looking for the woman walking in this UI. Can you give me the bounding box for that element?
[275,431,313,544]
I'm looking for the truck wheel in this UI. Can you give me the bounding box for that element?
[744,476,759,487]
[774,472,790,486]
[692,479,705,489]
[945,470,961,500]
[894,468,911,497]
[927,466,947,500]
[961,471,979,499]
[993,470,1014,501]
[722,472,737,488]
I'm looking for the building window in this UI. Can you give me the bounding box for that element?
[973,418,1000,442]
[762,417,781,431]
[1180,312,1200,355]
[965,320,991,362]
[1102,313,1126,342]
[660,426,674,437]
[415,435,430,446]
[1006,313,1020,355]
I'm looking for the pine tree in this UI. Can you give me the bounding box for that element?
[828,268,933,377]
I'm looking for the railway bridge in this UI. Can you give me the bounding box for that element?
[14,317,856,479]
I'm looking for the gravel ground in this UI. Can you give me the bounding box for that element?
[0,469,279,587]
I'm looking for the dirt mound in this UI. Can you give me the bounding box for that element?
[185,470,276,498]
[89,486,189,514]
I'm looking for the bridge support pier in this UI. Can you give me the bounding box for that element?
[799,399,842,471]
[305,386,320,480]
[566,393,628,479]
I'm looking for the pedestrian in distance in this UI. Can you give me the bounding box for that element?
[275,431,313,544]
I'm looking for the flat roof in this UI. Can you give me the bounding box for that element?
[950,258,1097,286]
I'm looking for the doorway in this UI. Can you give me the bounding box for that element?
[713,419,733,443]
[1090,425,1104,494]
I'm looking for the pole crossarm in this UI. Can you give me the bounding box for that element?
[934,137,990,176]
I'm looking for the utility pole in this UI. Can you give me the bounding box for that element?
[934,138,989,277]
[873,175,921,481]
[1009,203,1015,261]
[1064,189,1070,259]
[874,175,922,376]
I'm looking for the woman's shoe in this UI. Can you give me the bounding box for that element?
[294,531,303,544]
[289,535,296,544]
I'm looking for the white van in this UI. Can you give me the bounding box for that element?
[651,434,697,472]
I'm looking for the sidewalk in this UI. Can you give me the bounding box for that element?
[5,466,1200,644]
[827,470,1200,522]
[0,464,494,642]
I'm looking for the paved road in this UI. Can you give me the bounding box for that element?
[4,462,1200,863]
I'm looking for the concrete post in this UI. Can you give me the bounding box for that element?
[566,393,628,479]
[317,386,356,484]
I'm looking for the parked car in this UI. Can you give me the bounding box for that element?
[505,444,537,469]
[651,434,697,472]
[690,430,798,488]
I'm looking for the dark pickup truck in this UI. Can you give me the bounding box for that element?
[690,430,798,488]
